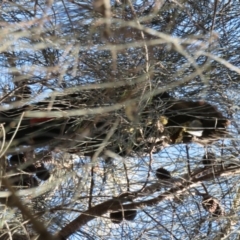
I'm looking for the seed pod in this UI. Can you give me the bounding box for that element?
[110,210,137,224]
[9,154,26,166]
[202,152,216,166]
[9,154,37,173]
[124,210,137,221]
[110,211,123,224]
[202,195,224,216]
[10,174,39,189]
[156,168,171,180]
[24,164,37,173]
[35,163,50,181]
[21,176,39,188]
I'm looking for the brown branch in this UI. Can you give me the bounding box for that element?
[56,164,240,239]
[88,166,95,208]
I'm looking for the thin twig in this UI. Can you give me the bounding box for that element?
[185,145,191,177]
[0,112,25,157]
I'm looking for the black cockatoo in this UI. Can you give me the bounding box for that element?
[0,91,230,155]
